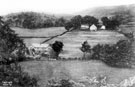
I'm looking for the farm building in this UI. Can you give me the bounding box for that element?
[90,24,97,31]
[27,43,58,59]
[31,43,49,51]
[100,25,106,30]
[81,24,89,29]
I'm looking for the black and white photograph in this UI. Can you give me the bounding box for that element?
[0,0,135,87]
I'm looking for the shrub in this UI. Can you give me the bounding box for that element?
[47,79,73,87]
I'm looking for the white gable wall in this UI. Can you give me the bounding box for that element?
[90,24,97,31]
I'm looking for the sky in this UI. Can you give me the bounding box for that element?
[0,0,135,15]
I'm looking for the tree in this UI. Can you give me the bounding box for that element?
[80,41,91,59]
[0,17,26,64]
[55,17,66,27]
[0,17,39,87]
[22,14,35,29]
[71,15,82,29]
[101,16,120,30]
[82,16,98,28]
[51,41,64,59]
[64,21,73,31]
[44,19,54,28]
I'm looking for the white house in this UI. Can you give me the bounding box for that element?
[100,25,106,30]
[90,24,97,31]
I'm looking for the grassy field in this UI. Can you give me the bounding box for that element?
[11,27,66,37]
[20,60,135,87]
[13,26,135,87]
[12,27,127,58]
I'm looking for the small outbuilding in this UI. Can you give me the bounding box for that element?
[100,25,106,30]
[81,24,89,29]
[31,43,49,51]
[90,24,97,31]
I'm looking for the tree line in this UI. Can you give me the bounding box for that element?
[65,15,121,31]
[4,12,67,29]
[4,12,121,30]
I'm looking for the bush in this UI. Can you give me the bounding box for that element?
[91,40,133,68]
[0,63,39,87]
[47,79,73,87]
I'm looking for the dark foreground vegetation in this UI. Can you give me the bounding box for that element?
[80,36,134,68]
[0,17,38,87]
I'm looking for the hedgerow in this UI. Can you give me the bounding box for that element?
[91,39,134,68]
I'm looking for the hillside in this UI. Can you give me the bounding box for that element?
[3,12,71,29]
[76,4,135,18]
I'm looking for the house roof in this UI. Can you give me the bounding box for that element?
[90,24,97,29]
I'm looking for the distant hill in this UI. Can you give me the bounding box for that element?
[2,4,135,29]
[75,4,135,18]
[3,12,72,29]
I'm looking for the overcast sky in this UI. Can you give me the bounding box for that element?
[0,0,135,15]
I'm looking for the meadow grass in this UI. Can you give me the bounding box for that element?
[20,60,135,87]
[13,27,127,58]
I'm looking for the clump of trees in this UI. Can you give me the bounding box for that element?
[80,39,134,68]
[0,17,38,86]
[101,16,120,30]
[4,12,67,29]
[82,15,99,28]
[64,15,99,31]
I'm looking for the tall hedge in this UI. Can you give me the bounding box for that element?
[91,40,134,68]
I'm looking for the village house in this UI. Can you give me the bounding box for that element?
[90,24,97,31]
